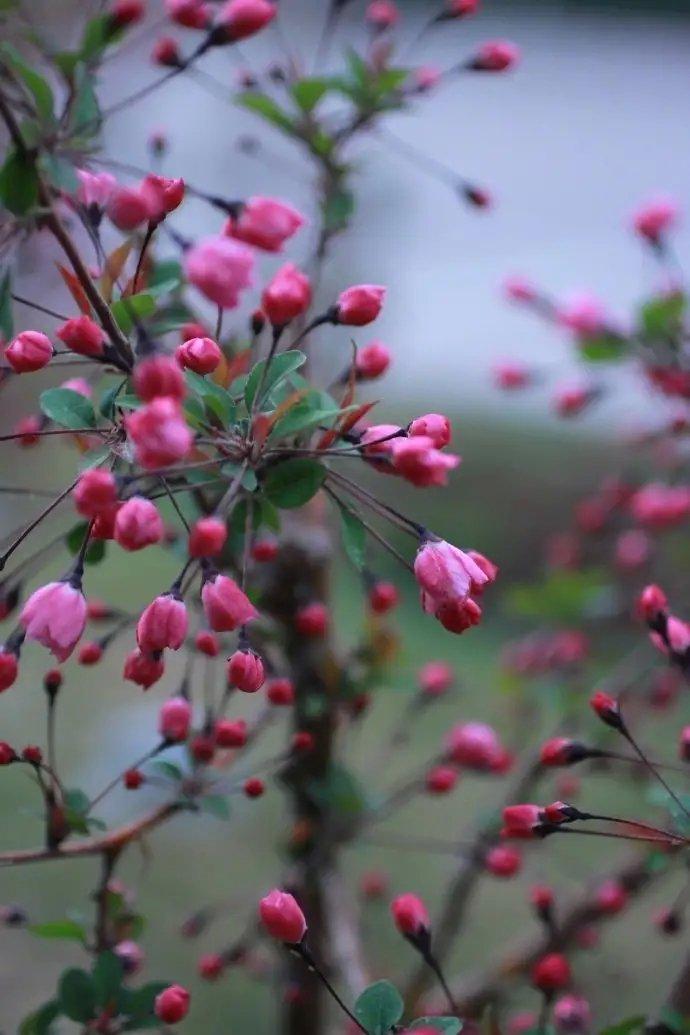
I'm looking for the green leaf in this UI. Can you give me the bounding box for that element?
[40,387,96,430]
[236,92,295,135]
[58,968,97,1022]
[308,764,368,819]
[0,148,39,215]
[338,503,367,571]
[0,44,55,123]
[19,1000,60,1035]
[291,76,331,112]
[147,258,182,293]
[270,397,343,440]
[579,332,628,362]
[152,760,184,781]
[411,1019,462,1035]
[65,520,106,565]
[70,63,101,136]
[119,981,168,1025]
[199,794,231,820]
[598,1017,646,1035]
[185,370,234,425]
[80,15,122,60]
[263,458,326,509]
[354,980,404,1035]
[111,292,156,333]
[639,292,686,340]
[324,188,355,231]
[41,154,79,194]
[93,951,124,1008]
[244,350,306,410]
[29,920,87,944]
[507,568,612,623]
[0,268,13,339]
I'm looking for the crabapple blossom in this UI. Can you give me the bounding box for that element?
[227,196,305,252]
[202,573,258,631]
[176,336,222,374]
[259,890,307,943]
[56,316,106,357]
[158,697,192,742]
[6,331,53,373]
[21,581,87,662]
[184,235,254,308]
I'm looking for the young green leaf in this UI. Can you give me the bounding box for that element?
[354,980,404,1035]
[58,969,97,1023]
[263,458,326,509]
[338,502,367,571]
[0,149,39,215]
[40,388,96,430]
[244,350,307,410]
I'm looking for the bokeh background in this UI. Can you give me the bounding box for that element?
[2,0,690,1030]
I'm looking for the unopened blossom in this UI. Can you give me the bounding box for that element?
[552,382,596,418]
[556,293,608,340]
[368,581,398,614]
[176,336,222,375]
[76,169,116,212]
[553,995,591,1034]
[446,721,502,769]
[158,697,192,742]
[614,529,650,571]
[188,516,227,558]
[356,340,391,380]
[114,939,146,976]
[471,40,520,72]
[418,660,453,697]
[114,497,164,551]
[493,360,531,390]
[111,0,145,28]
[61,377,92,398]
[154,984,190,1024]
[227,196,305,252]
[137,593,188,652]
[227,648,265,692]
[73,469,118,519]
[390,893,429,936]
[503,275,538,303]
[21,580,87,662]
[485,845,522,877]
[133,355,186,402]
[0,649,18,692]
[414,538,490,606]
[652,614,690,659]
[262,263,312,327]
[107,185,150,231]
[629,483,690,530]
[448,0,479,16]
[390,436,460,487]
[366,1,400,29]
[56,316,106,358]
[140,174,185,222]
[595,880,628,915]
[632,196,679,244]
[165,0,211,29]
[259,889,307,944]
[502,804,544,839]
[540,737,590,767]
[424,594,482,634]
[295,602,329,637]
[266,677,295,705]
[126,396,192,469]
[216,0,277,42]
[152,35,181,66]
[184,235,254,309]
[360,423,404,458]
[335,284,386,326]
[202,573,258,631]
[215,717,247,747]
[532,954,571,992]
[412,66,442,92]
[251,536,279,562]
[408,413,451,449]
[6,331,53,373]
[426,764,458,794]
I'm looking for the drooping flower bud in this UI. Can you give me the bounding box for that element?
[73,469,118,519]
[259,889,307,944]
[531,953,571,993]
[0,648,19,693]
[188,517,227,558]
[115,497,164,551]
[184,235,254,309]
[133,355,186,402]
[485,845,522,878]
[227,648,265,692]
[295,602,329,637]
[202,573,258,631]
[126,396,193,469]
[266,677,294,705]
[227,196,305,253]
[158,696,192,742]
[137,593,188,652]
[215,718,247,748]
[356,340,391,380]
[6,331,53,373]
[589,690,623,730]
[21,581,87,662]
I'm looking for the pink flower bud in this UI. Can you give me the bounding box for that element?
[446,721,502,770]
[78,641,103,665]
[195,630,219,656]
[503,275,538,303]
[176,336,222,375]
[184,235,254,309]
[540,737,589,767]
[266,676,294,705]
[390,436,460,487]
[56,316,106,357]
[259,889,307,943]
[244,775,264,797]
[227,648,265,692]
[107,185,150,231]
[140,174,185,222]
[638,583,668,623]
[485,845,522,877]
[368,581,398,614]
[114,939,145,975]
[251,536,279,562]
[589,690,622,729]
[123,648,165,688]
[133,355,186,402]
[73,470,118,519]
[61,377,92,398]
[356,340,391,380]
[415,538,491,606]
[448,0,479,16]
[115,497,164,551]
[188,516,227,558]
[0,649,18,692]
[137,593,188,652]
[21,580,87,662]
[632,196,679,244]
[532,954,571,993]
[295,602,329,637]
[217,0,277,42]
[335,284,386,326]
[111,0,145,27]
[418,661,453,697]
[413,66,442,92]
[426,764,458,795]
[556,293,608,340]
[679,726,690,763]
[215,717,247,748]
[493,360,531,391]
[126,396,193,469]
[227,196,305,253]
[201,573,258,631]
[262,263,312,327]
[6,331,53,373]
[471,40,520,72]
[76,169,116,210]
[409,413,451,449]
[152,35,181,67]
[501,804,543,839]
[390,893,429,936]
[158,697,192,742]
[595,880,627,915]
[15,415,41,447]
[154,984,190,1024]
[165,0,211,29]
[552,382,596,419]
[554,995,591,1035]
[366,1,400,30]
[198,952,225,981]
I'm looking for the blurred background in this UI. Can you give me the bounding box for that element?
[2,0,690,1030]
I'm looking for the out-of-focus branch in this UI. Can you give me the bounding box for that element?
[449,850,669,1018]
